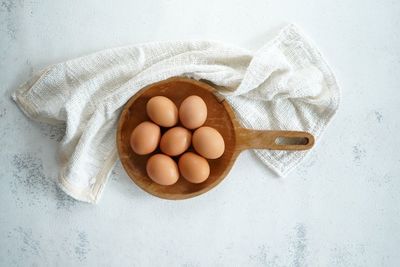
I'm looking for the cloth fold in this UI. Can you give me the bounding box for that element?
[12,24,340,203]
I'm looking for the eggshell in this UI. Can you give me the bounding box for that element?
[146,96,178,127]
[179,152,210,183]
[179,95,207,129]
[160,127,192,156]
[146,154,179,185]
[192,126,225,159]
[130,121,161,155]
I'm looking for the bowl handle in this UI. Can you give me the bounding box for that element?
[235,128,315,151]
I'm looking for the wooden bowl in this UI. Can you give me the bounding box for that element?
[117,77,314,200]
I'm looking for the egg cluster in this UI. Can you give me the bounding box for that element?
[130,95,225,185]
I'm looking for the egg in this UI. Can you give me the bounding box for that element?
[160,127,192,156]
[192,126,225,159]
[178,152,210,183]
[146,96,178,127]
[179,95,207,129]
[130,121,161,155]
[146,154,179,185]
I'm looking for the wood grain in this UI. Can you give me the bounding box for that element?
[116,77,315,200]
[235,128,314,151]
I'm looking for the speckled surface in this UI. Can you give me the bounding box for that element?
[1,0,399,266]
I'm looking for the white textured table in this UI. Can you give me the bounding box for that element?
[1,1,399,266]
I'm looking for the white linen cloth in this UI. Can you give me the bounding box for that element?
[12,24,340,203]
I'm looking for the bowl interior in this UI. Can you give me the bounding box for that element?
[117,78,237,199]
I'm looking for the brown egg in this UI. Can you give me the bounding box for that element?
[192,126,225,159]
[179,95,207,129]
[179,152,210,183]
[146,154,179,185]
[130,121,160,155]
[146,96,178,127]
[160,127,192,156]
